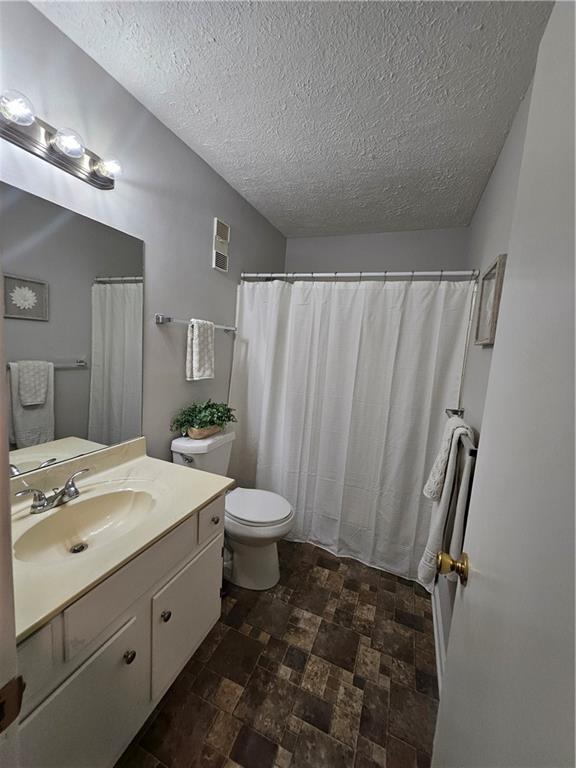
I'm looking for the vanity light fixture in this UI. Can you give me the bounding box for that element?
[93,157,122,179]
[0,90,36,126]
[0,88,120,190]
[51,127,86,159]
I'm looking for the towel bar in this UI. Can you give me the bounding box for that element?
[6,359,88,371]
[445,407,465,418]
[154,313,236,333]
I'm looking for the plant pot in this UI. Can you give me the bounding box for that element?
[187,425,222,440]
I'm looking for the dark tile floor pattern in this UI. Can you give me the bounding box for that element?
[116,541,439,768]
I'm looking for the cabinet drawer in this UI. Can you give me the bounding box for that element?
[152,533,223,700]
[63,511,198,659]
[198,496,225,545]
[19,611,150,768]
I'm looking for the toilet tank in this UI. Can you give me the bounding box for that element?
[171,430,235,475]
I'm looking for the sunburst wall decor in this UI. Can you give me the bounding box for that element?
[4,275,49,321]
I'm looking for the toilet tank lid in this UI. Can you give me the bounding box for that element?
[171,430,236,455]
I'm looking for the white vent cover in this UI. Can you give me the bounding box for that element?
[212,218,230,272]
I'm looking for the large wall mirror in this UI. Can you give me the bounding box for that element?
[0,182,144,475]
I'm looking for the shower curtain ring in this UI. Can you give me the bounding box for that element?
[439,269,444,284]
[410,270,415,283]
[384,270,388,284]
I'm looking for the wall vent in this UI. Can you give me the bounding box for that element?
[212,218,230,272]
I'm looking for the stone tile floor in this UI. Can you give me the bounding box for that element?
[116,541,438,768]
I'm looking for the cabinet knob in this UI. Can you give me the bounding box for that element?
[211,516,220,525]
[161,610,172,623]
[123,649,137,665]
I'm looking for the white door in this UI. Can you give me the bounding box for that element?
[0,286,20,763]
[433,5,574,767]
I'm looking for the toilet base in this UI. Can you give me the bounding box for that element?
[229,540,280,590]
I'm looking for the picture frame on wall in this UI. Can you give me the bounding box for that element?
[474,254,507,346]
[3,274,49,321]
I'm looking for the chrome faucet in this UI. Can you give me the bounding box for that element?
[15,468,90,514]
[9,458,58,477]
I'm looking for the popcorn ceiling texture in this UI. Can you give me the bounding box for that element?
[36,1,551,237]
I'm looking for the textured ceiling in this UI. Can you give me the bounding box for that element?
[35,1,551,236]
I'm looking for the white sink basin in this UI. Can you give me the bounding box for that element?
[13,490,155,564]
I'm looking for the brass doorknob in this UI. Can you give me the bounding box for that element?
[436,551,469,586]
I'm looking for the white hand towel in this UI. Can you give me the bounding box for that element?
[9,362,55,448]
[423,415,474,501]
[186,319,215,380]
[418,425,471,590]
[18,360,50,406]
[449,450,475,563]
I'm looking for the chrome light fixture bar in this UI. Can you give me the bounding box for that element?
[0,90,120,191]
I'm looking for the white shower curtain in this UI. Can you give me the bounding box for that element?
[229,279,474,580]
[88,282,143,445]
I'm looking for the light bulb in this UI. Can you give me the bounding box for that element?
[51,128,85,159]
[0,90,36,126]
[93,158,122,179]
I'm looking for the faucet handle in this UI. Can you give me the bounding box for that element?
[15,488,48,511]
[38,458,57,469]
[63,468,90,499]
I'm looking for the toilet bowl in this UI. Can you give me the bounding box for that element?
[171,431,294,590]
[225,487,294,590]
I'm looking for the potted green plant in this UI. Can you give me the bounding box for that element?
[170,399,237,440]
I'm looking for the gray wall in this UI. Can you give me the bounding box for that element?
[459,90,532,431]
[0,1,286,460]
[285,228,471,272]
[285,90,533,435]
[0,182,143,441]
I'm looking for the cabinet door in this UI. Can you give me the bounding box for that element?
[19,610,150,768]
[152,534,223,700]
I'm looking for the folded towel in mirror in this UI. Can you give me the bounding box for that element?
[18,360,51,406]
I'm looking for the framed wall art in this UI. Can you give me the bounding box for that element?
[4,274,49,321]
[475,254,507,346]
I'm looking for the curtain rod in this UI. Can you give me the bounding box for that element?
[241,270,478,281]
[94,276,143,283]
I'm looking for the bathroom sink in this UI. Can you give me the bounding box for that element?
[13,490,155,564]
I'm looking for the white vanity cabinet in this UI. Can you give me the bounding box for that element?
[16,496,226,768]
[152,533,222,699]
[19,612,150,768]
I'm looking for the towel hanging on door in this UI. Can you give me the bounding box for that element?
[423,415,474,500]
[419,422,475,590]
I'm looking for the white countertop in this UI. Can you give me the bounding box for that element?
[11,438,234,642]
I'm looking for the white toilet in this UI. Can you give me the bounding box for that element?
[171,430,294,590]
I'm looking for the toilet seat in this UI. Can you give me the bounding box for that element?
[225,488,292,527]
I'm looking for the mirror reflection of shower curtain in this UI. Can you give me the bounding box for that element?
[229,279,475,580]
[88,282,143,444]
